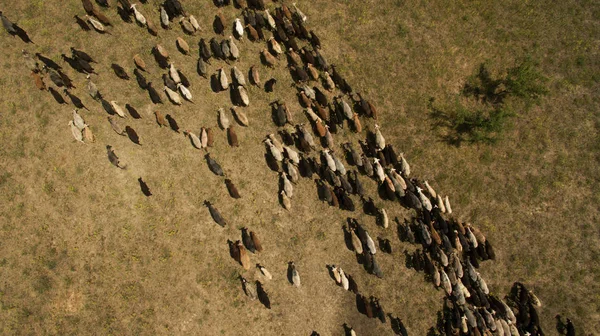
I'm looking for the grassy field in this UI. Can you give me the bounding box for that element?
[0,0,599,335]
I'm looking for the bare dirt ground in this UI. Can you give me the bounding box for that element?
[0,0,598,335]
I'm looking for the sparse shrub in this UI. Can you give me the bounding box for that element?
[431,56,547,145]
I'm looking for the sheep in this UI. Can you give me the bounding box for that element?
[228,107,248,127]
[241,277,257,300]
[264,9,276,29]
[229,37,240,60]
[132,69,148,89]
[86,76,99,99]
[217,108,230,129]
[267,37,283,57]
[199,39,212,62]
[214,13,225,35]
[284,146,300,165]
[280,190,291,210]
[441,196,452,214]
[206,153,224,176]
[152,111,167,128]
[416,186,433,211]
[265,139,283,162]
[372,158,385,183]
[339,267,349,290]
[296,124,315,149]
[321,149,336,172]
[92,8,112,27]
[147,83,163,104]
[332,153,346,175]
[476,272,489,294]
[379,208,389,228]
[183,130,202,149]
[159,5,170,28]
[440,269,452,295]
[364,230,377,254]
[324,125,334,148]
[22,50,39,73]
[246,24,259,41]
[237,85,250,106]
[82,126,95,142]
[174,37,190,55]
[218,68,229,90]
[336,97,353,120]
[422,181,437,200]
[106,145,126,169]
[196,58,208,78]
[199,128,208,148]
[261,49,277,67]
[233,18,244,38]
[370,254,383,278]
[108,116,125,135]
[468,224,486,244]
[230,66,246,86]
[241,227,256,253]
[180,18,195,35]
[345,227,362,254]
[68,121,84,143]
[130,4,146,26]
[227,126,239,147]
[81,0,95,14]
[398,153,411,177]
[383,176,396,200]
[281,172,294,198]
[466,226,478,248]
[188,15,200,31]
[204,200,226,227]
[177,83,192,102]
[329,265,342,284]
[125,126,141,145]
[72,110,86,130]
[292,3,307,22]
[249,230,262,252]
[110,101,126,118]
[432,265,441,287]
[284,159,299,183]
[289,262,301,287]
[237,240,251,269]
[257,264,272,280]
[0,11,18,36]
[436,195,447,213]
[249,65,260,86]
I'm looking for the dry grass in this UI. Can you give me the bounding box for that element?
[0,0,599,335]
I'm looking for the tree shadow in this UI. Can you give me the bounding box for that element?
[462,63,508,105]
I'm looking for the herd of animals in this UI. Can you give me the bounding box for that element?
[0,1,580,335]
